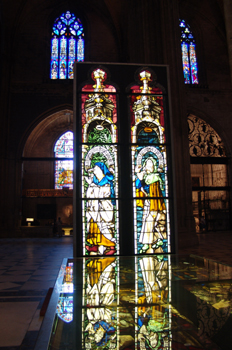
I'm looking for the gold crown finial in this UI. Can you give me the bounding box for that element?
[93,69,105,92]
[139,70,152,94]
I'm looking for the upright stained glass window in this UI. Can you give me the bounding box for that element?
[179,19,198,84]
[131,70,170,255]
[50,11,84,80]
[81,69,119,256]
[54,131,73,189]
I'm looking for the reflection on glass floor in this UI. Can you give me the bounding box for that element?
[47,255,232,350]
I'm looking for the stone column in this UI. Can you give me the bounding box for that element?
[160,0,198,249]
[223,0,232,85]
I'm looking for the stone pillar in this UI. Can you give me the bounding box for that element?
[223,0,232,85]
[0,28,13,236]
[160,0,198,249]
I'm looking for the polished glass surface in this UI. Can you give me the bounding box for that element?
[47,255,232,350]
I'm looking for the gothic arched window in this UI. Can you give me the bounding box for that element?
[54,131,74,189]
[179,19,198,84]
[188,115,230,233]
[50,11,84,80]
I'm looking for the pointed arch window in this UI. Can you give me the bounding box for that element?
[50,11,84,80]
[188,115,230,232]
[54,131,74,189]
[179,19,198,84]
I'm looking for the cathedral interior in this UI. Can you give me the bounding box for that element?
[1,0,232,349]
[1,0,232,249]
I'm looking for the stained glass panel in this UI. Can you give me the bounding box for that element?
[81,69,119,256]
[68,37,76,79]
[190,43,198,84]
[59,37,67,79]
[51,37,59,79]
[77,37,84,62]
[179,19,198,84]
[54,131,73,189]
[131,70,171,254]
[50,11,84,79]
[181,42,191,84]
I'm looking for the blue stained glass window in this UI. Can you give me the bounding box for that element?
[50,11,84,80]
[59,37,67,79]
[68,37,76,79]
[51,37,59,79]
[54,131,74,189]
[179,19,198,84]
[77,38,84,62]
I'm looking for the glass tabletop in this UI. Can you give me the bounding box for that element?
[43,255,232,350]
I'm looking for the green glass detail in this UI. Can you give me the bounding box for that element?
[88,127,112,144]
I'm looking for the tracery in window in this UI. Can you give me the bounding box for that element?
[188,115,226,157]
[188,115,230,233]
[81,69,119,256]
[131,70,170,255]
[54,131,73,189]
[51,11,84,80]
[179,19,198,84]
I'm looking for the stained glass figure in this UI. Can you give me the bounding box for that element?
[77,38,84,62]
[81,69,119,256]
[51,37,59,79]
[179,19,198,84]
[68,37,76,79]
[50,11,84,79]
[54,131,73,189]
[131,70,170,254]
[59,37,67,79]
[82,257,118,349]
